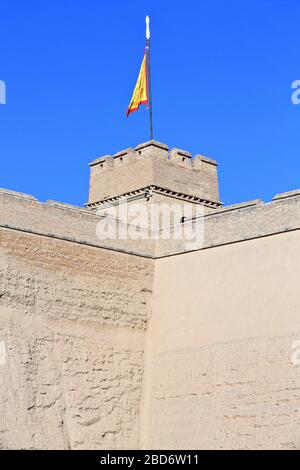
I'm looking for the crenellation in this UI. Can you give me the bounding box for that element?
[196,154,218,166]
[135,140,169,159]
[89,142,219,178]
[193,154,218,174]
[168,148,193,167]
[103,155,114,169]
[87,140,221,206]
[191,155,202,169]
[89,155,111,167]
[113,147,136,164]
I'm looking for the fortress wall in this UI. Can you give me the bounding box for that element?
[0,227,154,449]
[1,189,300,260]
[0,189,156,257]
[155,192,300,257]
[203,193,300,248]
[143,230,300,450]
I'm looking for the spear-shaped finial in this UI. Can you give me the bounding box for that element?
[146,15,150,40]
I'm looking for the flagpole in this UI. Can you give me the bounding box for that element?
[146,16,153,140]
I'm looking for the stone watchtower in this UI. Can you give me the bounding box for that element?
[86,140,222,214]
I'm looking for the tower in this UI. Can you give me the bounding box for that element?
[87,140,222,213]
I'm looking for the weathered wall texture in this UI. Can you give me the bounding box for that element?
[143,231,300,449]
[0,228,154,449]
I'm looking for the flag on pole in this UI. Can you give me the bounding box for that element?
[126,52,148,117]
[126,16,153,139]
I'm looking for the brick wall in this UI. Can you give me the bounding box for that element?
[88,141,220,206]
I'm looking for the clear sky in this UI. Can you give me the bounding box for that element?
[0,0,299,206]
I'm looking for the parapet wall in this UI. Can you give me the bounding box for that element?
[88,141,220,207]
[1,188,300,258]
[0,188,156,258]
[196,190,300,250]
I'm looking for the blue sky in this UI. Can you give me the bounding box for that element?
[0,0,299,206]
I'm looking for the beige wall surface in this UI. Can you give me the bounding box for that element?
[1,219,300,449]
[0,228,154,450]
[142,231,300,449]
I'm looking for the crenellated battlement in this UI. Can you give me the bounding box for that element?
[89,141,218,173]
[87,140,221,208]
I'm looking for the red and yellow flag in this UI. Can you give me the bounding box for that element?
[126,53,148,117]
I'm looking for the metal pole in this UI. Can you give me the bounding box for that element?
[146,16,153,140]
